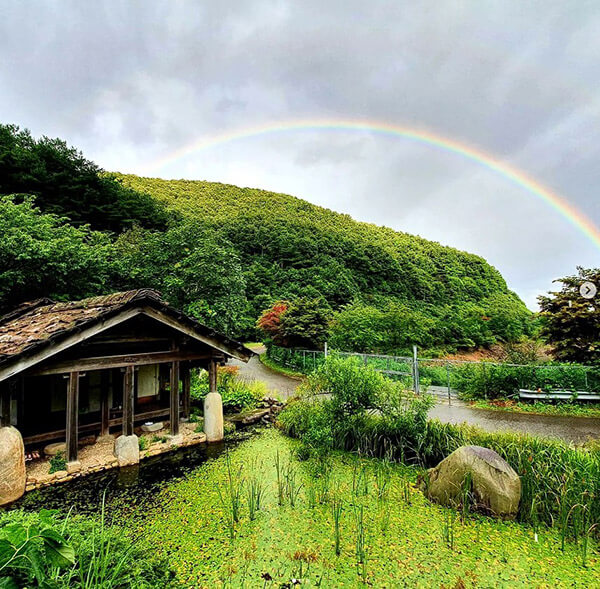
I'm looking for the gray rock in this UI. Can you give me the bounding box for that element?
[141,422,164,433]
[114,434,140,467]
[0,426,26,506]
[420,445,521,518]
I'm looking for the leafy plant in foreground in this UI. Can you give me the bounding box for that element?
[0,509,74,588]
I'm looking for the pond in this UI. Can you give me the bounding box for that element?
[15,432,250,518]
[8,429,600,587]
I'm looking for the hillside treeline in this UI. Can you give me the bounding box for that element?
[0,124,533,351]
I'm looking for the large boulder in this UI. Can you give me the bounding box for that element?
[114,434,140,467]
[0,426,26,506]
[420,445,521,518]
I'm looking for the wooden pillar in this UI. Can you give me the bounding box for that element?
[123,366,135,437]
[181,364,191,420]
[0,382,10,427]
[100,371,110,437]
[170,361,180,435]
[209,359,218,394]
[66,372,79,463]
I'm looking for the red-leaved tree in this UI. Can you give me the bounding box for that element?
[256,301,288,345]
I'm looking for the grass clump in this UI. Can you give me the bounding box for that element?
[49,451,67,474]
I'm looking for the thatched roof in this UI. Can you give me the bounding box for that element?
[0,290,253,376]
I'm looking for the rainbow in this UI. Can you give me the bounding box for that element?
[142,119,600,250]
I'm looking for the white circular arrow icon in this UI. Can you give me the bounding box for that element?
[580,281,597,299]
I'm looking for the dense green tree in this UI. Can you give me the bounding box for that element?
[538,267,600,364]
[278,298,332,349]
[0,124,169,232]
[257,298,332,348]
[115,223,250,336]
[0,196,115,311]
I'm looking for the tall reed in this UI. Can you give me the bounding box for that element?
[332,495,343,556]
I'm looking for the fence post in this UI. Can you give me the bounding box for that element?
[324,341,328,358]
[413,345,420,395]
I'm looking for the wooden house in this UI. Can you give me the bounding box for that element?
[0,290,253,463]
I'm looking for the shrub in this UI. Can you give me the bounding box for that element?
[190,365,265,412]
[49,451,67,474]
[279,356,433,460]
[306,355,386,419]
[449,362,600,400]
[0,509,74,587]
[138,436,148,451]
[0,503,174,588]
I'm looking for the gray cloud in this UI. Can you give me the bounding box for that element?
[1,0,599,309]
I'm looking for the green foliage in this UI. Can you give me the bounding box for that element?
[0,502,174,588]
[49,452,67,474]
[139,437,149,451]
[448,362,600,400]
[0,196,116,312]
[115,222,251,336]
[0,509,74,588]
[0,124,169,232]
[279,356,433,460]
[0,124,533,349]
[115,173,532,346]
[538,267,600,364]
[307,356,386,419]
[190,366,265,412]
[282,297,332,349]
[280,382,600,538]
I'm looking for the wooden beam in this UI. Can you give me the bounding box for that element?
[142,306,252,362]
[209,358,218,394]
[123,366,135,436]
[0,308,144,382]
[100,371,109,436]
[170,361,180,435]
[181,364,191,419]
[30,350,213,376]
[23,407,171,446]
[66,372,79,462]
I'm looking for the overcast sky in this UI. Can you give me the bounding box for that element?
[1,1,599,309]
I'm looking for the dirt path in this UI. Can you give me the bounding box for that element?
[230,348,600,443]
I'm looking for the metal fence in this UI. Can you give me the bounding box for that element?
[267,345,600,402]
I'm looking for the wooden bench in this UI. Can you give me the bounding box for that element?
[519,389,600,401]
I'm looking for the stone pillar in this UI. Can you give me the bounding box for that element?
[114,434,140,467]
[0,426,26,506]
[204,359,223,442]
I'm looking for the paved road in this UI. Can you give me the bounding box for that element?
[230,347,300,399]
[230,350,600,443]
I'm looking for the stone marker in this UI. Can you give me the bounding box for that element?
[0,426,26,506]
[420,445,521,518]
[204,392,224,442]
[141,421,164,433]
[44,442,66,457]
[114,434,140,467]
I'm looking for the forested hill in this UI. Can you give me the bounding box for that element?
[0,123,531,351]
[113,174,532,350]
